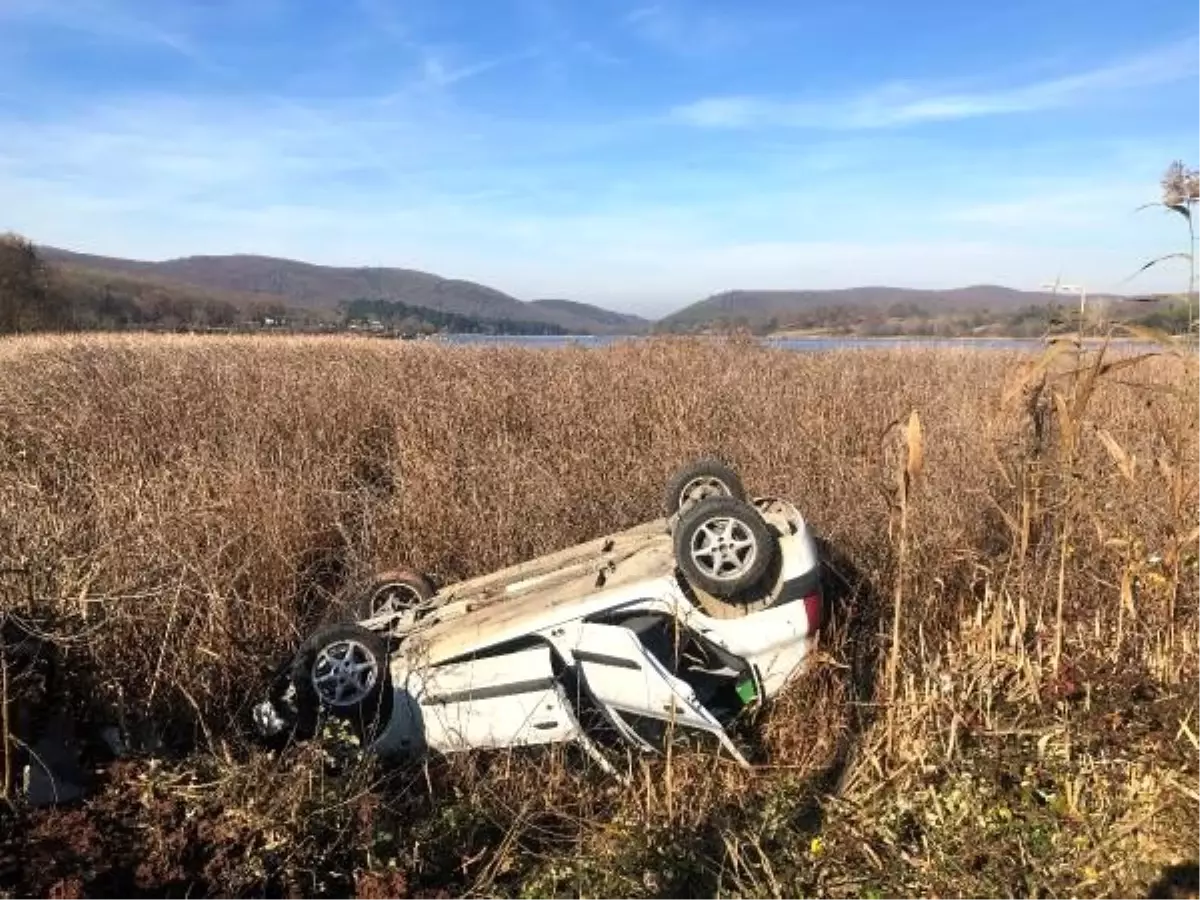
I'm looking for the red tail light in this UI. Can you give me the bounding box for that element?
[803,592,824,632]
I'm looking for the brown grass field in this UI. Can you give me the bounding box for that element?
[0,332,1197,898]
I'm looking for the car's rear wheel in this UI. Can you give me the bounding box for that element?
[663,458,747,517]
[673,496,778,599]
[290,623,392,742]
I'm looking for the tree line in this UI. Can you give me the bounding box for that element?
[0,233,63,332]
[0,233,567,336]
[0,233,300,333]
[657,300,1193,338]
[339,298,567,336]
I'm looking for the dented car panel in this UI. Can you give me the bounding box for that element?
[393,644,581,755]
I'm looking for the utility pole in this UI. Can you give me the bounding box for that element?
[1041,279,1088,336]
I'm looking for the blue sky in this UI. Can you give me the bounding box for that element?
[0,0,1196,314]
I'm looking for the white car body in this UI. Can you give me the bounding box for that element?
[317,496,825,771]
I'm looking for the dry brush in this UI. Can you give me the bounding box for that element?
[0,332,1195,898]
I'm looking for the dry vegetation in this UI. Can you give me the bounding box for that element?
[0,332,1196,898]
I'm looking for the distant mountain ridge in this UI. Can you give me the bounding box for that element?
[38,245,1173,336]
[528,298,650,332]
[658,284,1154,332]
[39,247,650,335]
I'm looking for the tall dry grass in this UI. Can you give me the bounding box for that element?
[0,334,1012,727]
[0,332,1196,897]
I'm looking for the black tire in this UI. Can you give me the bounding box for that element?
[352,569,436,621]
[290,623,392,743]
[673,496,778,599]
[663,458,747,516]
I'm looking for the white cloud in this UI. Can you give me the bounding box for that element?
[672,37,1199,129]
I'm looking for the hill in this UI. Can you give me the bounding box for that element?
[39,247,642,334]
[19,243,1188,338]
[657,285,1178,336]
[661,285,1089,325]
[528,298,649,334]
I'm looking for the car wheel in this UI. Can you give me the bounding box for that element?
[354,569,436,621]
[663,458,747,516]
[290,623,392,742]
[673,496,778,599]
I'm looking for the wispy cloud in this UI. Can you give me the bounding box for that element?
[0,0,203,60]
[672,37,1198,129]
[622,2,797,57]
[355,0,409,42]
[1,88,1181,311]
[506,0,626,82]
[941,182,1156,228]
[571,40,625,66]
[417,47,540,88]
[0,86,650,236]
[0,0,1192,312]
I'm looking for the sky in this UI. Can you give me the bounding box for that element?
[1,0,1197,315]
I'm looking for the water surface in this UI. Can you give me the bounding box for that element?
[435,334,1122,352]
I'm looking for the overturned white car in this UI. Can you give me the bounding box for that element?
[252,461,825,771]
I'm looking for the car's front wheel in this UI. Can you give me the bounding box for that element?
[673,496,778,599]
[290,623,392,742]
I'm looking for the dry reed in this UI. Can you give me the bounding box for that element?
[0,332,1195,898]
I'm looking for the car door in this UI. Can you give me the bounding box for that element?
[569,622,750,766]
[410,643,611,776]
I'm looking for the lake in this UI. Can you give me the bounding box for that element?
[434,334,1132,352]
